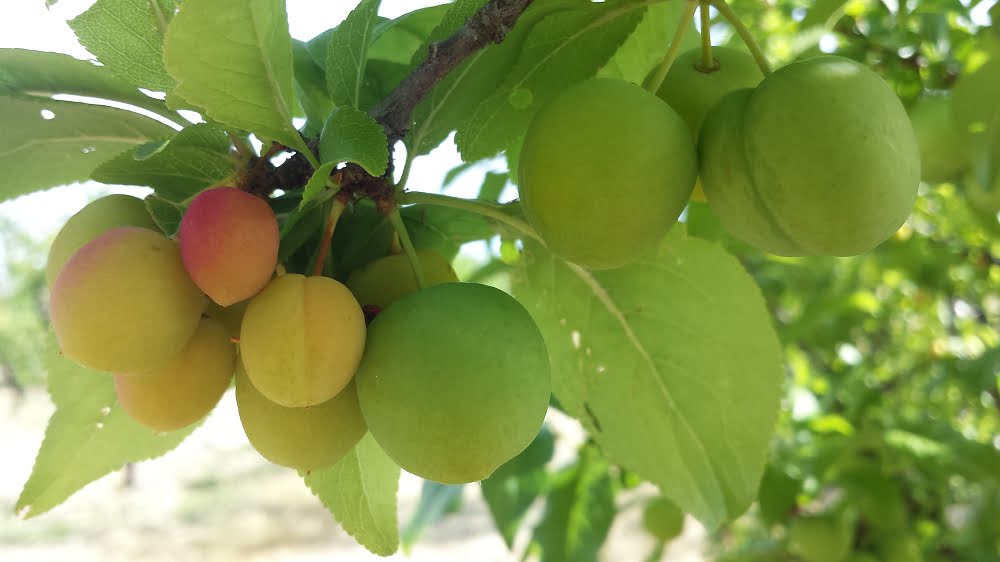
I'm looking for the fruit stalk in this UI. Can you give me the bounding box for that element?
[311,197,347,277]
[645,0,699,93]
[709,0,772,75]
[387,208,427,289]
[699,1,715,70]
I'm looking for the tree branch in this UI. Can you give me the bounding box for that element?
[372,0,536,145]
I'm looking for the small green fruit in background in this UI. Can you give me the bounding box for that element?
[519,77,696,269]
[346,250,458,309]
[699,56,920,256]
[46,194,156,286]
[235,361,366,472]
[787,514,853,562]
[240,274,366,408]
[908,95,969,184]
[356,283,550,484]
[114,318,235,431]
[642,496,685,542]
[50,227,206,373]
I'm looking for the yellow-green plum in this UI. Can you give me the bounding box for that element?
[518,78,696,269]
[114,317,235,431]
[50,227,206,373]
[699,56,920,256]
[346,251,458,309]
[235,361,366,472]
[657,46,763,141]
[642,497,685,542]
[46,194,156,286]
[787,515,853,562]
[656,47,763,202]
[240,274,366,407]
[908,95,969,183]
[179,187,279,306]
[356,283,550,484]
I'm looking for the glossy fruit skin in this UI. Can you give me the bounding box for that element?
[700,56,920,256]
[240,274,366,407]
[642,497,685,542]
[356,283,550,484]
[235,361,366,472]
[46,194,157,286]
[908,96,969,184]
[114,318,235,432]
[519,78,696,269]
[657,46,763,142]
[346,251,458,309]
[787,515,853,562]
[179,187,279,306]
[50,227,207,373]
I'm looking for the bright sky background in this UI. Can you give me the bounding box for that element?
[0,0,502,268]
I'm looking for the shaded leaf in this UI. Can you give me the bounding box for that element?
[144,194,185,236]
[326,0,382,109]
[481,425,555,546]
[401,481,464,551]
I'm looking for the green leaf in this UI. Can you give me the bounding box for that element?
[292,40,334,138]
[318,106,388,175]
[0,96,173,203]
[69,0,177,92]
[401,204,496,261]
[531,445,616,562]
[326,0,382,109]
[408,0,581,156]
[300,162,339,210]
[370,4,450,65]
[512,229,784,529]
[163,0,310,156]
[144,194,185,236]
[455,1,646,161]
[303,433,400,556]
[409,0,490,66]
[401,481,464,551]
[481,425,555,546]
[15,336,199,518]
[0,48,171,119]
[90,123,236,202]
[598,2,699,83]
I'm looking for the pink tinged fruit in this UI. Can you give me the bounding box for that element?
[179,187,279,306]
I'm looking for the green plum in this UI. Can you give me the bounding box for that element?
[908,95,969,183]
[642,496,685,542]
[235,361,366,472]
[787,515,853,562]
[518,78,696,269]
[46,194,156,286]
[355,282,550,484]
[346,251,458,309]
[700,56,920,256]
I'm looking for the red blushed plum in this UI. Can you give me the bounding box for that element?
[179,187,279,306]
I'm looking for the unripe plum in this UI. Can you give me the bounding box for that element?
[46,194,157,286]
[50,227,206,373]
[642,497,685,542]
[518,78,696,269]
[240,274,366,407]
[235,361,366,472]
[699,56,920,256]
[908,96,969,184]
[114,317,235,432]
[356,282,550,484]
[179,187,279,306]
[346,251,458,309]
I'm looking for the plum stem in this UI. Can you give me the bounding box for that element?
[699,2,716,71]
[709,0,772,75]
[387,208,427,289]
[311,198,347,277]
[400,191,543,243]
[646,0,699,94]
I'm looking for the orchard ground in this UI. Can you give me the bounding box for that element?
[0,387,707,562]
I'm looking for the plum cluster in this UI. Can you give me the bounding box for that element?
[517,51,920,268]
[47,189,552,483]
